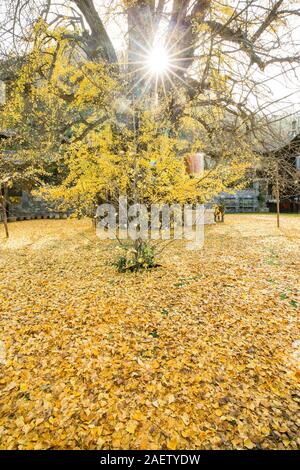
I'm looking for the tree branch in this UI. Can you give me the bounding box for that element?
[71,0,118,63]
[251,0,284,43]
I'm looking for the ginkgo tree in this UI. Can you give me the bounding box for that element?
[0,18,255,261]
[2,0,297,262]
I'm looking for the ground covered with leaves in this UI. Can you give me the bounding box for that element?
[0,215,299,450]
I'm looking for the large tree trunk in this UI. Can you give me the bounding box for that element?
[72,0,118,63]
[127,1,156,97]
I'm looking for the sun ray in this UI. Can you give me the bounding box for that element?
[124,64,149,77]
[169,39,200,60]
[164,71,177,90]
[119,19,201,106]
[164,19,195,54]
[167,68,196,91]
[128,34,154,57]
[164,71,183,100]
[133,75,154,106]
[125,70,152,98]
[154,72,159,104]
[161,75,168,100]
[168,45,199,60]
[169,56,194,63]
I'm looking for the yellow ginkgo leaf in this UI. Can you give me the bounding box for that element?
[132,410,144,421]
[126,420,138,434]
[167,437,178,450]
[181,413,190,426]
[244,439,255,449]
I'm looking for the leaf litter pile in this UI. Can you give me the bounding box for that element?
[0,215,299,450]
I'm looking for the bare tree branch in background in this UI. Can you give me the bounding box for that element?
[0,0,300,146]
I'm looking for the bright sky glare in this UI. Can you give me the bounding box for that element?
[146,45,170,76]
[1,0,300,118]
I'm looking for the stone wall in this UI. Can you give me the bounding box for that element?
[7,191,69,221]
[216,190,266,213]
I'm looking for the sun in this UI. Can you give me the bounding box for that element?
[127,38,188,100]
[146,44,170,76]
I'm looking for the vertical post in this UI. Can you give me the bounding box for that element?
[0,183,9,238]
[132,98,140,261]
[275,160,280,228]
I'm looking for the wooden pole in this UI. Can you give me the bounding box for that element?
[0,183,9,238]
[275,161,280,229]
